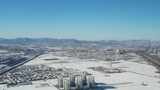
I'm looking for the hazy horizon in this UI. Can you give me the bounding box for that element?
[0,0,159,40]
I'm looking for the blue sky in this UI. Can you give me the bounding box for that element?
[0,0,159,40]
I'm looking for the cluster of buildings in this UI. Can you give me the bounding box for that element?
[0,65,57,85]
[57,72,95,90]
[148,48,160,56]
[0,65,94,89]
[50,48,124,61]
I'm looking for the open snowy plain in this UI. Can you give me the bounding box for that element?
[1,53,160,90]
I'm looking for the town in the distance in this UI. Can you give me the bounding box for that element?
[0,38,160,90]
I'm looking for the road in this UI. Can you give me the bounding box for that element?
[136,51,160,70]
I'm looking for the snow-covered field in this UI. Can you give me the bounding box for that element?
[2,53,160,90]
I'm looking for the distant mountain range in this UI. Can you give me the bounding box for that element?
[0,38,159,48]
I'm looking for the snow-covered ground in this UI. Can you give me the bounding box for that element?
[2,53,160,90]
